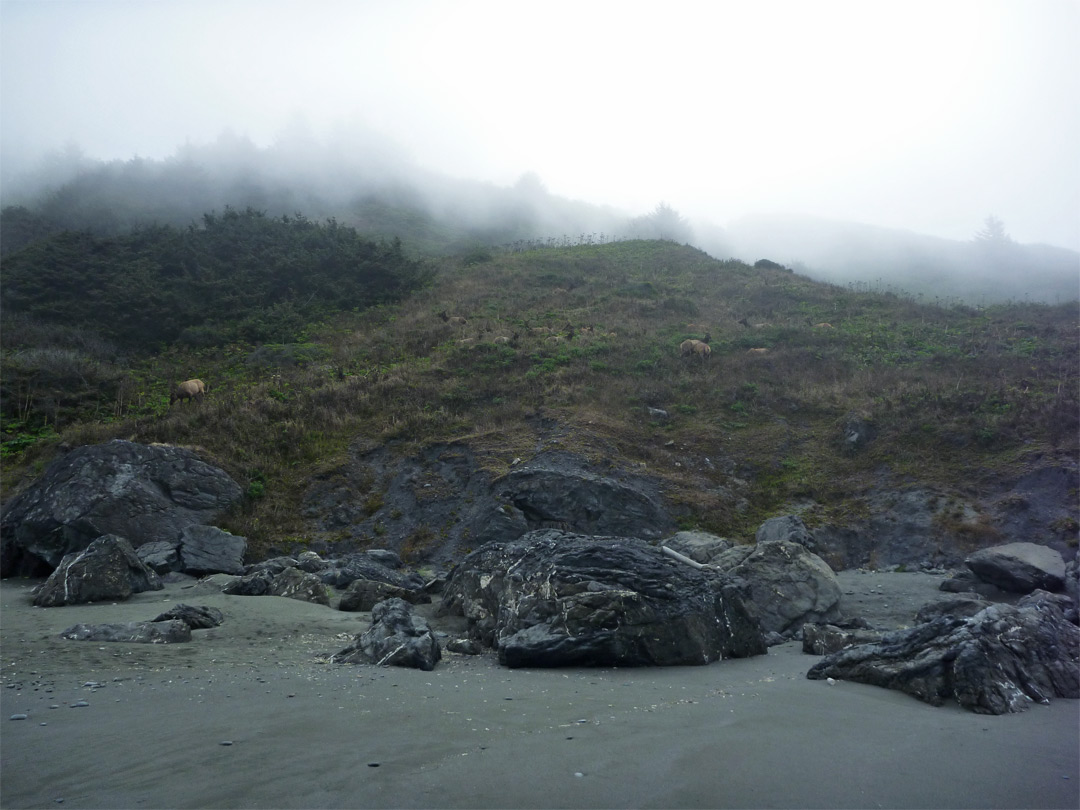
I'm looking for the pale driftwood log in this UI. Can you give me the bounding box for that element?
[662,545,705,570]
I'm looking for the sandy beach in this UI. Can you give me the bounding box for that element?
[2,571,1077,809]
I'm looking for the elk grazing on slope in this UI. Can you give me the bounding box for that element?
[171,379,206,405]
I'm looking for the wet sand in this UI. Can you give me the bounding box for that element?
[2,572,1077,809]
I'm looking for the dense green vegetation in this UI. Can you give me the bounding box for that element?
[2,229,1077,560]
[2,208,428,347]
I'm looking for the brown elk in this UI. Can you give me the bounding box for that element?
[171,379,206,405]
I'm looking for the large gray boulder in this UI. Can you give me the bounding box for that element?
[333,598,441,670]
[33,535,163,607]
[178,525,246,575]
[966,542,1066,593]
[1,440,243,577]
[438,530,766,668]
[807,592,1079,714]
[710,539,842,636]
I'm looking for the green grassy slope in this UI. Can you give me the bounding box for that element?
[2,239,1077,561]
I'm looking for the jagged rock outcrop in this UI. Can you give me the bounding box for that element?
[805,464,1078,571]
[337,579,431,612]
[438,530,766,668]
[33,535,163,607]
[333,598,441,670]
[1,439,242,577]
[305,445,675,565]
[807,592,1080,714]
[59,620,192,644]
[710,539,842,636]
[966,542,1066,594]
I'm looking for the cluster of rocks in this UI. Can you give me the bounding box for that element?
[2,439,1077,716]
[0,439,243,577]
[802,539,1078,714]
[60,603,224,645]
[806,592,1078,714]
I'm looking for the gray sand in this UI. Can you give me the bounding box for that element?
[2,572,1077,809]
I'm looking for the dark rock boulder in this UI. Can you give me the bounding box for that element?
[151,603,225,629]
[178,525,246,575]
[497,454,674,541]
[295,550,328,573]
[337,579,431,612]
[660,530,732,564]
[445,638,483,655]
[319,552,425,590]
[244,556,299,576]
[222,566,330,605]
[807,594,1079,714]
[136,541,181,575]
[269,567,330,604]
[966,542,1066,594]
[840,412,876,454]
[333,598,441,670]
[710,539,842,636]
[33,535,163,607]
[438,530,766,668]
[938,569,1013,599]
[756,515,816,551]
[1,439,242,577]
[221,569,276,596]
[365,549,404,569]
[60,620,192,644]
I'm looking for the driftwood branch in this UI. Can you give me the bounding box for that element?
[661,545,705,570]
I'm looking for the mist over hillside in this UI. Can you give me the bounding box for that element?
[723,214,1080,305]
[0,136,633,258]
[2,135,1077,306]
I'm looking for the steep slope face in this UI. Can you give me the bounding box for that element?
[303,443,676,565]
[3,241,1077,568]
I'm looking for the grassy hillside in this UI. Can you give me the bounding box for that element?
[2,237,1076,562]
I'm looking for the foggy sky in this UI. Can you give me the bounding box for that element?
[2,0,1078,250]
